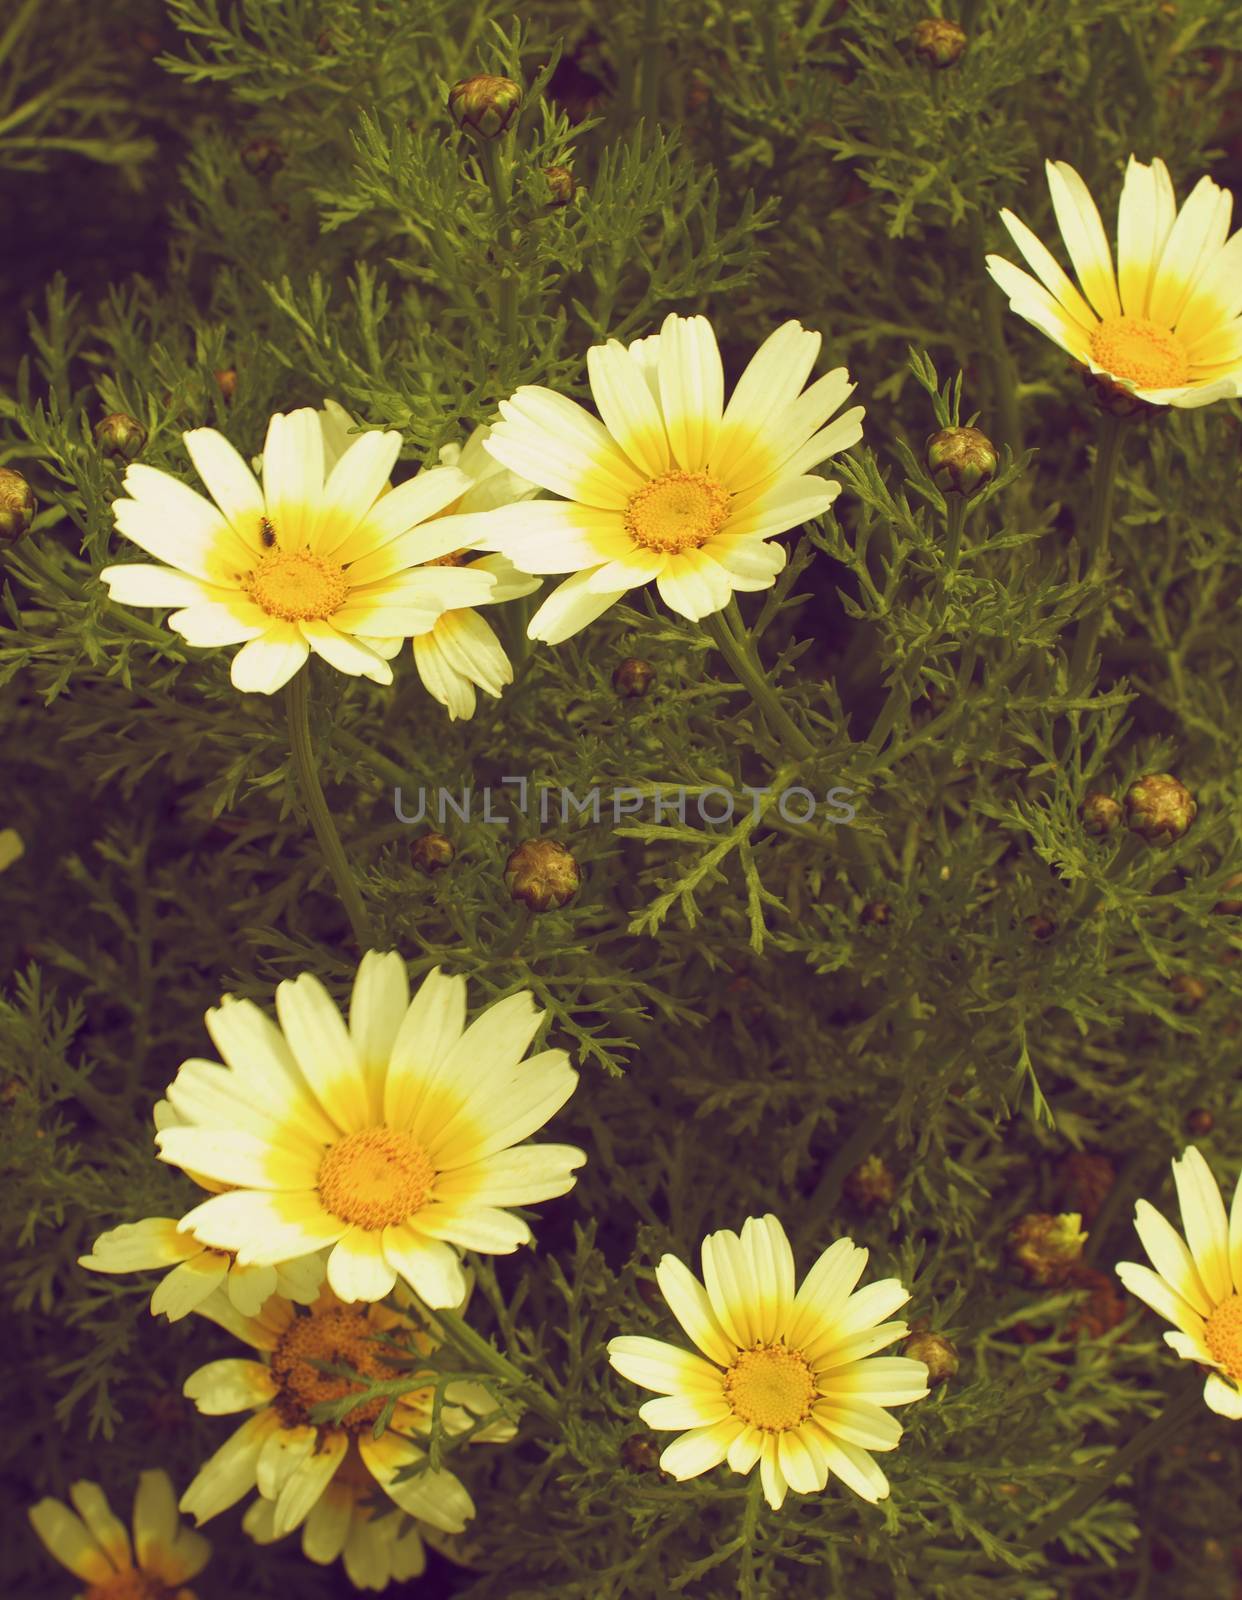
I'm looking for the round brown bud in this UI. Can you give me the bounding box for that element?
[1026,914,1056,941]
[1079,365,1149,417]
[1169,975,1207,1012]
[859,900,891,926]
[844,1154,897,1211]
[504,838,580,912]
[1185,1107,1214,1136]
[1007,1212,1086,1287]
[94,412,147,461]
[410,833,455,875]
[240,137,284,176]
[1065,1266,1128,1340]
[903,1330,959,1385]
[0,467,37,544]
[912,18,967,68]
[620,1434,661,1472]
[214,368,238,402]
[448,75,522,140]
[925,426,998,496]
[1081,792,1122,836]
[542,165,576,206]
[1057,1152,1114,1225]
[612,657,655,698]
[1124,773,1196,846]
[1211,872,1242,915]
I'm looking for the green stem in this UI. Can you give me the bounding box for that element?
[703,603,814,763]
[1069,414,1126,681]
[430,1307,560,1422]
[942,496,967,576]
[1024,1371,1203,1549]
[285,669,372,952]
[640,0,662,128]
[758,8,781,95]
[970,209,1022,454]
[478,141,517,346]
[737,1471,766,1599]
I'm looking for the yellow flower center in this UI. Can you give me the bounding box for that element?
[270,1304,392,1432]
[318,1127,435,1229]
[1088,315,1189,390]
[624,470,731,554]
[723,1343,816,1431]
[1204,1293,1242,1384]
[85,1574,169,1600]
[242,547,349,622]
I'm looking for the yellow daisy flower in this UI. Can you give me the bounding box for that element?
[607,1214,929,1509]
[154,951,586,1307]
[455,312,863,643]
[28,1470,210,1599]
[1116,1146,1242,1419]
[412,426,541,721]
[79,1216,324,1321]
[986,156,1242,408]
[178,1286,511,1546]
[100,408,500,694]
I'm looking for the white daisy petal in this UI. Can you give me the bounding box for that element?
[1045,159,1121,320]
[183,428,267,550]
[658,313,725,473]
[527,570,631,644]
[97,564,213,608]
[999,206,1099,330]
[1171,1147,1233,1305]
[587,339,671,479]
[312,430,404,557]
[228,624,309,694]
[1133,1198,1214,1317]
[262,410,324,549]
[1204,1372,1242,1419]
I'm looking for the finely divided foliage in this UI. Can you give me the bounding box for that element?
[3,3,1242,1600]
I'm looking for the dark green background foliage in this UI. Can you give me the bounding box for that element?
[3,1,1242,1595]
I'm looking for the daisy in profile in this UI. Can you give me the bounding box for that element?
[608,1214,929,1510]
[79,1214,324,1320]
[986,156,1242,408]
[28,1470,210,1598]
[154,951,585,1307]
[1116,1146,1242,1418]
[179,1284,511,1550]
[317,407,541,719]
[100,408,500,693]
[450,313,863,643]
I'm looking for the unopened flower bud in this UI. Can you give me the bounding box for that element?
[844,1154,897,1211]
[612,657,655,698]
[240,137,284,176]
[925,426,998,496]
[1081,791,1121,836]
[410,832,455,875]
[1066,1266,1127,1339]
[0,467,36,544]
[448,75,522,140]
[912,18,967,68]
[505,838,580,912]
[1026,914,1056,941]
[1008,1212,1087,1287]
[1212,872,1242,915]
[542,164,576,206]
[1185,1107,1213,1136]
[1058,1152,1114,1224]
[903,1330,959,1385]
[94,412,147,462]
[620,1434,661,1472]
[1124,773,1196,846]
[859,900,891,926]
[1169,975,1207,1012]
[214,368,237,402]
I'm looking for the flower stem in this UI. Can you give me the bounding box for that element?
[430,1306,561,1422]
[640,0,663,129]
[970,209,1022,455]
[478,141,517,347]
[285,668,372,952]
[1024,1370,1203,1550]
[703,601,815,763]
[942,496,967,577]
[1069,414,1126,681]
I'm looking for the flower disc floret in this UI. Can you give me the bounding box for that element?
[724,1344,815,1431]
[270,1304,390,1432]
[624,470,731,553]
[241,548,349,622]
[1088,316,1189,389]
[318,1129,436,1230]
[1205,1294,1242,1383]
